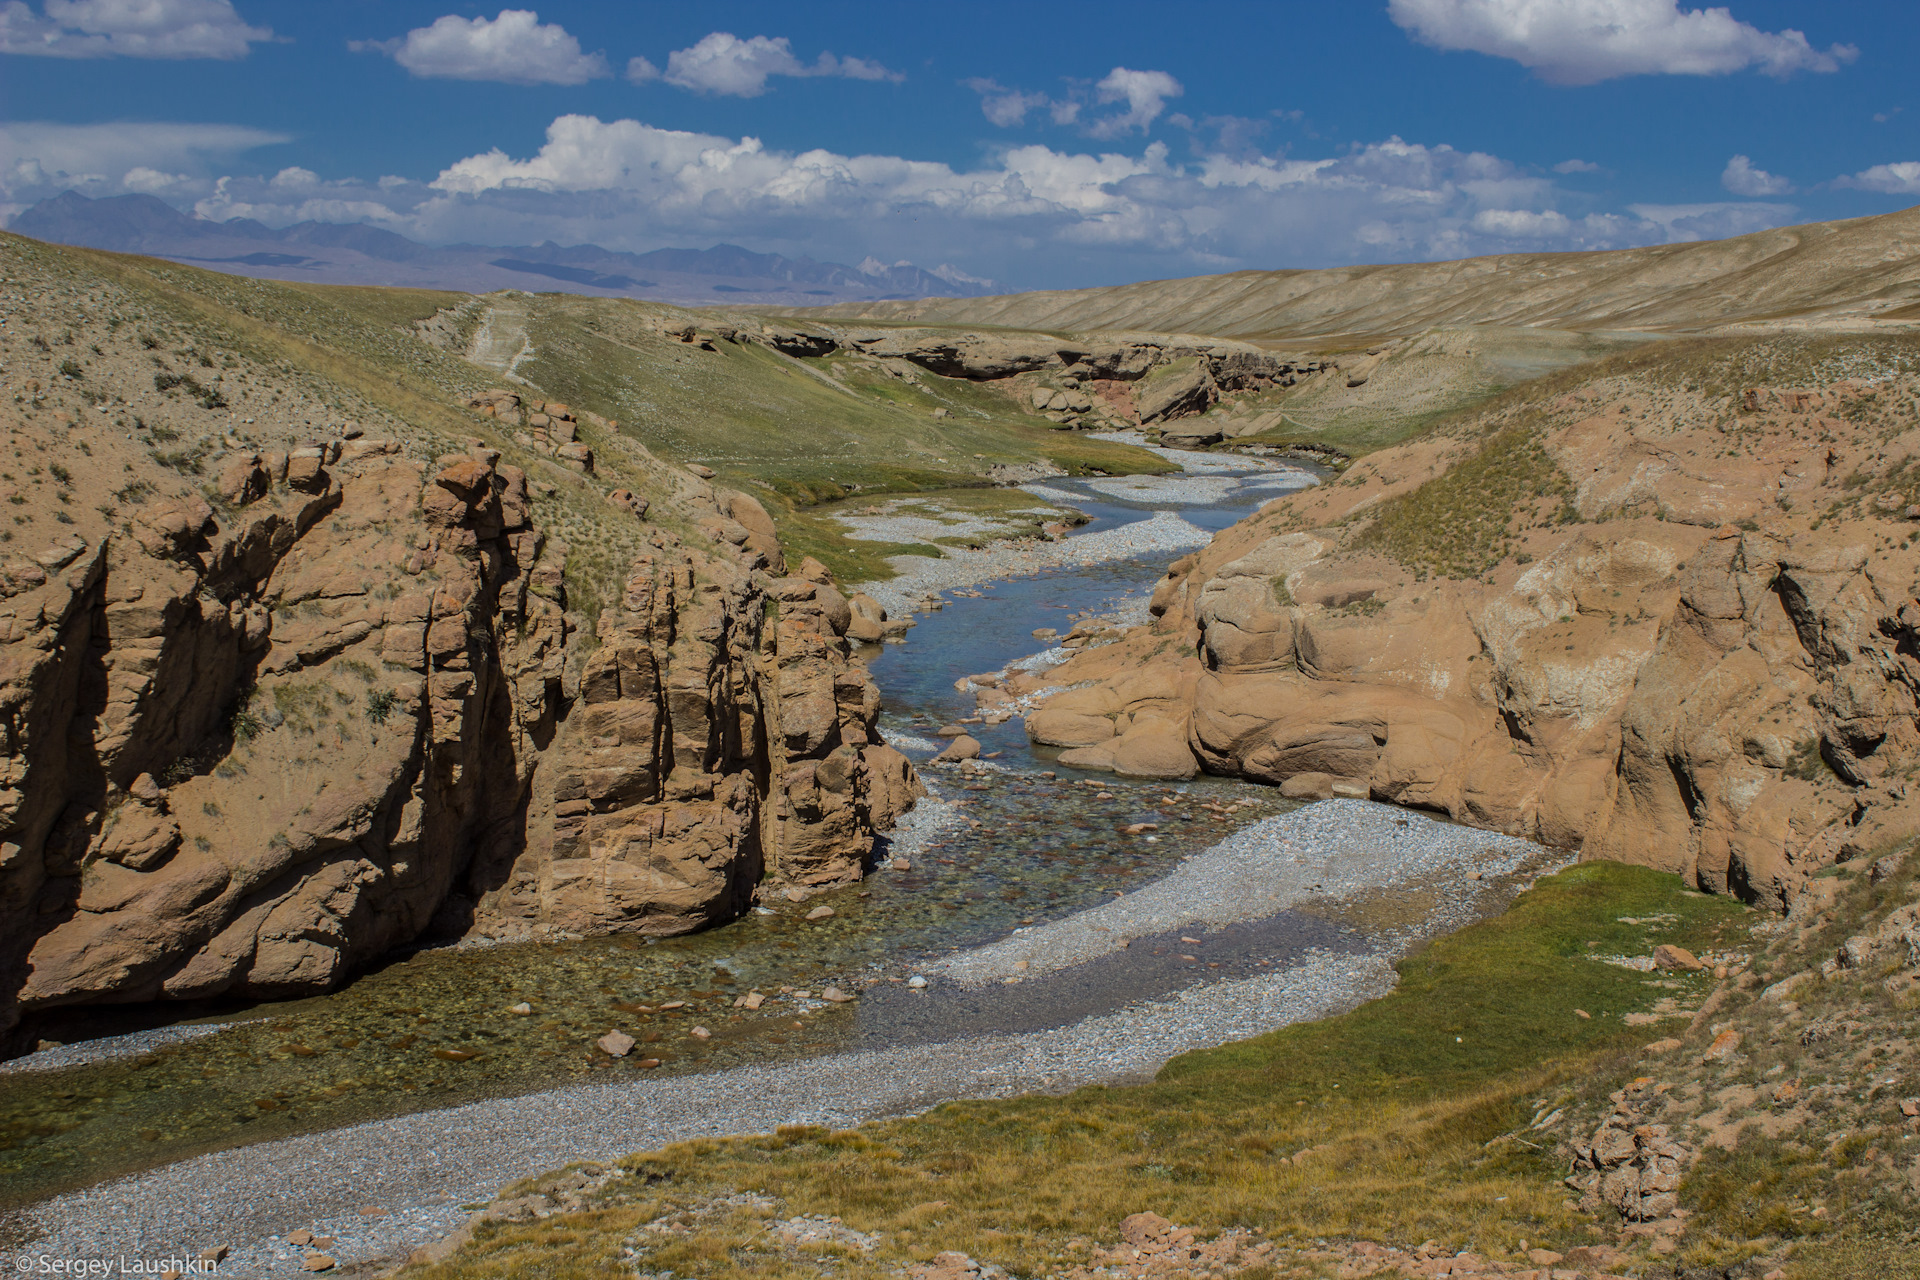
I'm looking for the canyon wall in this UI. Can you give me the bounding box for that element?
[1017,360,1920,907]
[0,427,917,1053]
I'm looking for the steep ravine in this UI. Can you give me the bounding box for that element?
[0,433,920,1056]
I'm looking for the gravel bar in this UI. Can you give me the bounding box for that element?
[856,510,1214,622]
[16,951,1390,1277]
[11,800,1520,1278]
[935,800,1544,988]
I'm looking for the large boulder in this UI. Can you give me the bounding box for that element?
[1109,718,1199,780]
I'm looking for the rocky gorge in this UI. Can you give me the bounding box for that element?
[1014,340,1920,909]
[0,238,922,1057]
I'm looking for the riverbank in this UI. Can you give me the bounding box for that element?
[9,799,1554,1276]
[849,441,1313,621]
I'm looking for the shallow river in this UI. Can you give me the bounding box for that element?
[0,449,1489,1215]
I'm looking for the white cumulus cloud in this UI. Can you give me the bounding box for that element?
[1835,161,1920,195]
[963,78,1051,128]
[1088,67,1183,137]
[1387,0,1856,85]
[0,0,272,59]
[631,32,900,97]
[405,114,1769,279]
[365,9,608,86]
[1721,154,1793,196]
[966,66,1186,139]
[1627,201,1798,241]
[1,112,1818,290]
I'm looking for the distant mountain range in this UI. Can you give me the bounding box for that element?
[4,191,997,306]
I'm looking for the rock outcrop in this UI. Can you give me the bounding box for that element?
[0,436,919,1045]
[1016,363,1920,906]
[0,251,924,1056]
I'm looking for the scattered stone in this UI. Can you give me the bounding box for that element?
[933,735,982,763]
[597,1031,636,1057]
[287,1230,313,1247]
[508,1002,532,1016]
[806,905,836,921]
[1644,1038,1684,1055]
[1653,944,1703,971]
[1703,1029,1743,1061]
[737,991,766,1010]
[690,1026,711,1040]
[906,975,929,989]
[782,886,811,903]
[302,1256,335,1273]
[820,987,855,1003]
[687,464,716,478]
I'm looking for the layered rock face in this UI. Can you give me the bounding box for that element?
[1019,366,1920,906]
[0,438,917,1049]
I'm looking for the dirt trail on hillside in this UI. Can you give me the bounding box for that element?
[466,297,534,380]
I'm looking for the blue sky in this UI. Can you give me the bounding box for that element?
[2,1,1917,289]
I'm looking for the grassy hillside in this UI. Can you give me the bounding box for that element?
[0,234,1167,584]
[811,205,1920,343]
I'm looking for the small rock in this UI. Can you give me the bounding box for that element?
[1644,1038,1684,1055]
[739,991,766,1010]
[197,1247,228,1264]
[597,1030,636,1057]
[1653,944,1703,971]
[820,987,855,1003]
[1032,627,1058,639]
[893,858,912,871]
[302,1256,335,1273]
[932,734,981,763]
[1901,1098,1919,1118]
[688,464,716,478]
[782,886,811,902]
[1703,1028,1743,1061]
[638,1058,662,1069]
[1574,1009,1591,1019]
[690,1026,711,1040]
[287,1230,313,1247]
[906,975,929,989]
[935,723,968,737]
[508,1002,532,1016]
[806,905,836,921]
[1123,822,1159,835]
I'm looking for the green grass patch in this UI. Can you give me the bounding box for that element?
[1353,423,1578,580]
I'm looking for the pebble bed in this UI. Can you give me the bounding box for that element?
[936,800,1547,987]
[0,1024,231,1077]
[11,804,1536,1278]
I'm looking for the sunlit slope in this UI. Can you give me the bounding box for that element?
[811,205,1920,342]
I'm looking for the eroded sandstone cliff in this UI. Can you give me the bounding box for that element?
[0,236,919,1053]
[1018,335,1920,906]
